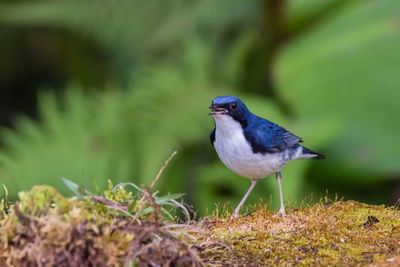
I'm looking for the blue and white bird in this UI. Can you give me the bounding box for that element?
[209,96,325,218]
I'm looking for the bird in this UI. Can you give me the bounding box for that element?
[208,95,325,218]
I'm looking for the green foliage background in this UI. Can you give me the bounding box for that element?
[0,0,399,214]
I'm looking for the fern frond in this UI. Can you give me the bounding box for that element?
[0,40,230,199]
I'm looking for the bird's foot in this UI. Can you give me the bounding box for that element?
[273,208,286,218]
[230,212,240,220]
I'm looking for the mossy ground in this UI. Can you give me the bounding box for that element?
[193,201,400,266]
[1,185,399,266]
[0,185,202,266]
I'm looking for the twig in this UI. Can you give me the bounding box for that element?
[159,229,204,267]
[92,195,133,217]
[171,199,191,222]
[138,151,178,204]
[150,150,178,190]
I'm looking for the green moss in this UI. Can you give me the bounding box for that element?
[0,185,202,266]
[193,201,400,266]
[18,185,74,215]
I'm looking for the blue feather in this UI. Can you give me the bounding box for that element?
[210,128,215,146]
[244,115,302,154]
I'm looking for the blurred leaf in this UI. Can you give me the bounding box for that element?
[0,39,228,200]
[155,193,185,205]
[61,177,91,199]
[134,207,154,218]
[0,0,257,73]
[277,0,400,179]
[286,0,353,35]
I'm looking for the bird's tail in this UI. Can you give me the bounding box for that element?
[301,146,325,159]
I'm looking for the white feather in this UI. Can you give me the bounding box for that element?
[213,114,300,179]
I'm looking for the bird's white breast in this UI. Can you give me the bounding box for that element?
[213,115,293,179]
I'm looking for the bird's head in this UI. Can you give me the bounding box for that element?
[209,96,250,126]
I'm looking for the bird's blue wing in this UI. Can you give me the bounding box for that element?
[243,117,302,153]
[210,128,216,147]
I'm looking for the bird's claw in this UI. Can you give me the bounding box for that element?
[230,212,239,220]
[273,208,286,218]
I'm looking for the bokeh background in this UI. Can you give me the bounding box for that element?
[0,0,399,214]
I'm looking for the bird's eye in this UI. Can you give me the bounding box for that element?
[231,102,238,110]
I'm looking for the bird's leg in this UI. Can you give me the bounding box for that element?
[276,172,286,216]
[231,179,257,219]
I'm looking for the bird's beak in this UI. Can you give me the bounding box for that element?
[208,105,228,115]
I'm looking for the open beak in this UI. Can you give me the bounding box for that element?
[208,105,228,115]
